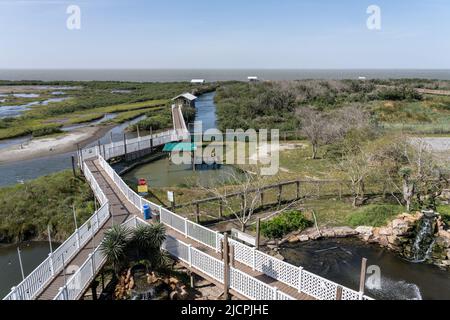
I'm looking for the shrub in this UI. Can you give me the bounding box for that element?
[261,210,312,240]
[31,125,63,137]
[347,204,402,227]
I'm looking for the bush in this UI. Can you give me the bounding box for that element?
[437,205,450,227]
[261,210,312,240]
[347,204,402,227]
[0,171,94,243]
[31,125,63,137]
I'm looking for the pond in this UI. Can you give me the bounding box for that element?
[280,237,450,300]
[122,156,241,188]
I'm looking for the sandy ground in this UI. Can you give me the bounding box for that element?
[0,125,112,164]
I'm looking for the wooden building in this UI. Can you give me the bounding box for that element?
[172,93,198,108]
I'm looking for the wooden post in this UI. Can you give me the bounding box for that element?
[103,144,106,159]
[256,218,261,250]
[219,200,223,219]
[229,244,235,268]
[91,281,98,300]
[189,272,195,288]
[97,140,102,157]
[171,193,176,212]
[223,233,230,300]
[123,133,127,157]
[150,127,153,152]
[336,286,343,300]
[260,192,264,206]
[277,184,283,205]
[359,258,368,294]
[71,156,76,177]
[296,181,300,199]
[195,203,200,223]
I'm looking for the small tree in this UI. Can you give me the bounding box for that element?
[296,107,330,159]
[199,169,266,232]
[100,225,131,277]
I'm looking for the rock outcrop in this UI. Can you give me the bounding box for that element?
[355,212,450,269]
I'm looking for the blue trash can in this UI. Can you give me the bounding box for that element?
[143,204,152,220]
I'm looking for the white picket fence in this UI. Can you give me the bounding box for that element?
[79,129,188,163]
[96,155,373,300]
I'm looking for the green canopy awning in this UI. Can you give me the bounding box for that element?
[162,142,197,152]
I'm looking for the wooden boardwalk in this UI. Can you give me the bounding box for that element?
[37,158,314,300]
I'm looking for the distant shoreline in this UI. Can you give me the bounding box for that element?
[1,69,450,82]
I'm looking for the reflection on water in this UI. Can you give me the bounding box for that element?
[280,238,450,300]
[0,242,59,298]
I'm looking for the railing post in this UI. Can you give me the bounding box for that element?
[10,286,17,300]
[273,286,278,300]
[75,228,80,249]
[297,266,303,293]
[184,217,188,238]
[188,244,192,267]
[252,247,256,271]
[95,211,100,231]
[215,233,221,253]
[49,253,55,276]
[134,216,138,228]
[89,253,95,278]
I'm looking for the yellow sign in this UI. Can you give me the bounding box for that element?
[138,185,148,194]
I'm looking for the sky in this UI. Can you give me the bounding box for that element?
[1,0,449,69]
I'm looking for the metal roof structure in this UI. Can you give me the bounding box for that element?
[172,92,198,101]
[162,142,197,152]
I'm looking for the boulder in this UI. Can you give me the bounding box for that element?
[288,235,299,243]
[298,235,310,242]
[321,229,336,238]
[356,226,374,240]
[392,219,409,230]
[333,227,358,238]
[379,236,389,247]
[379,227,392,236]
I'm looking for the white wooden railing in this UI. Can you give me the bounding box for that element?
[3,162,111,301]
[3,202,110,300]
[96,154,373,300]
[79,129,188,163]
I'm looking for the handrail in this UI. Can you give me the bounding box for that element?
[3,201,110,300]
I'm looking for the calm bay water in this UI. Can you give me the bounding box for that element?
[1,69,450,82]
[0,242,59,298]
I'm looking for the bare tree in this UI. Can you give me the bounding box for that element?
[197,166,298,232]
[297,105,371,160]
[336,144,373,207]
[296,107,332,159]
[372,135,448,212]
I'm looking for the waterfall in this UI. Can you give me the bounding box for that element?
[410,211,437,263]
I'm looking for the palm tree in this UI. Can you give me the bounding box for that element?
[131,223,166,268]
[100,225,131,277]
